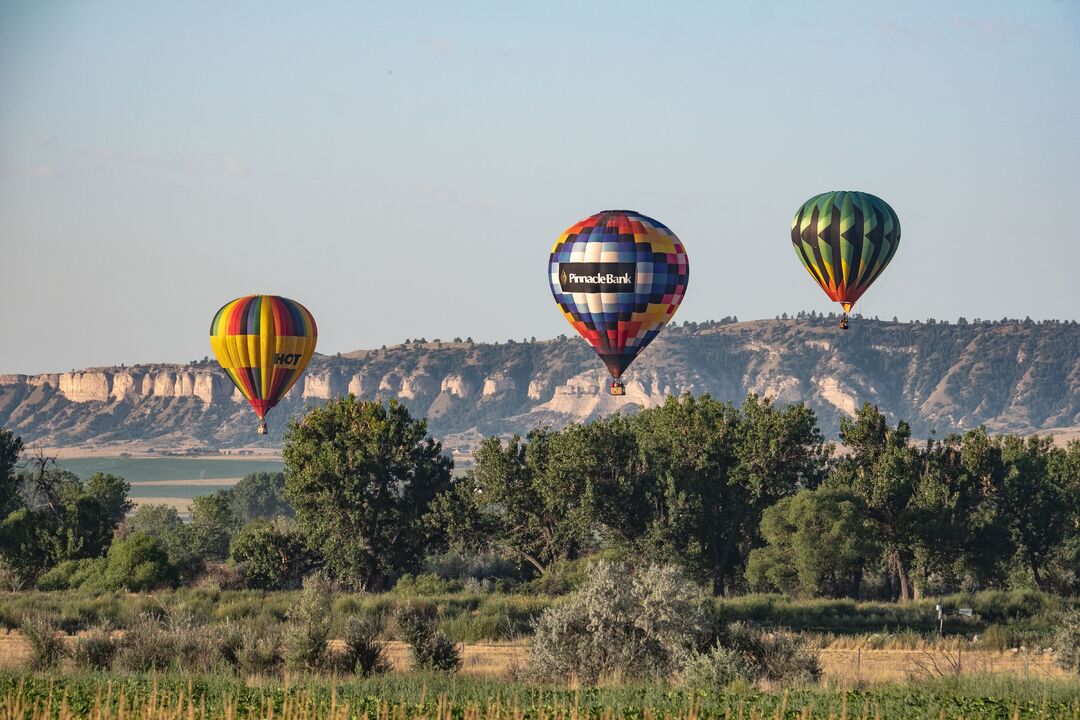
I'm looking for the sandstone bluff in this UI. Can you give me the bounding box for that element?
[3,317,1079,451]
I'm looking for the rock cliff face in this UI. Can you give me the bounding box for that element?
[3,317,1080,450]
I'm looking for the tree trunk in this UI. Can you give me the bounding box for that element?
[1028,551,1046,592]
[713,507,748,596]
[848,567,862,599]
[517,549,547,576]
[890,548,913,602]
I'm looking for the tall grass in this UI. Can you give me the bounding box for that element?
[1,588,1075,645]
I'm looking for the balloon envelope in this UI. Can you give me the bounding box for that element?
[209,295,317,421]
[791,191,900,312]
[548,210,689,379]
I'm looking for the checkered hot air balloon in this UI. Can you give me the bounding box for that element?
[209,295,318,434]
[548,210,689,396]
[791,191,900,330]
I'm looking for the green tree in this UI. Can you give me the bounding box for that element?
[75,473,133,557]
[436,427,594,576]
[1000,435,1073,591]
[0,429,23,518]
[610,394,828,594]
[829,404,922,601]
[189,491,239,561]
[283,396,453,590]
[125,504,183,538]
[230,519,312,589]
[745,488,879,597]
[905,429,1011,594]
[230,471,292,522]
[123,504,203,578]
[0,454,133,585]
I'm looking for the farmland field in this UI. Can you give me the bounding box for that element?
[53,457,285,512]
[56,457,284,484]
[1,670,1078,720]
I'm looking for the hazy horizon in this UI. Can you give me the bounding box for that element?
[3,1,1078,374]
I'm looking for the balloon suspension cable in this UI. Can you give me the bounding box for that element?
[609,379,626,396]
[257,420,268,435]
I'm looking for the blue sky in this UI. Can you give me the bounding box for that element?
[2,1,1078,373]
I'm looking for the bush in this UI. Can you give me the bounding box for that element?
[393,572,464,596]
[334,615,391,676]
[235,623,283,675]
[283,577,331,672]
[115,614,174,672]
[681,644,755,688]
[19,614,65,671]
[101,533,177,591]
[528,562,712,683]
[729,623,822,684]
[70,624,118,670]
[1055,611,1080,674]
[36,558,105,591]
[978,623,1017,651]
[171,616,233,673]
[394,605,461,673]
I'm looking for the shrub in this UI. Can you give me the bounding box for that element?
[20,614,65,671]
[528,562,712,683]
[978,624,1017,651]
[101,533,178,591]
[70,624,118,671]
[681,644,755,687]
[170,616,232,673]
[115,614,174,672]
[235,624,283,676]
[394,605,461,673]
[283,576,332,672]
[36,558,105,591]
[1055,611,1080,674]
[393,573,464,596]
[334,615,391,676]
[729,623,822,684]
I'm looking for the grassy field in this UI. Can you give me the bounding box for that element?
[52,457,285,512]
[1,589,1070,647]
[56,457,284,484]
[0,670,1078,719]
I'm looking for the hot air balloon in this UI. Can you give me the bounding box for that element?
[209,295,317,434]
[791,191,900,329]
[549,210,689,395]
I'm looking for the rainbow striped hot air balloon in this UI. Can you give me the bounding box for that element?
[548,210,689,395]
[791,191,900,329]
[209,295,317,434]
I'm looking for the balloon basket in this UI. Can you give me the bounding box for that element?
[839,314,850,330]
[257,420,268,435]
[609,380,626,396]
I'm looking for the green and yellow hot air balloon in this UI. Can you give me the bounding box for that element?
[791,191,900,329]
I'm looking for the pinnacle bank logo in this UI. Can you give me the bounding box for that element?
[558,262,636,293]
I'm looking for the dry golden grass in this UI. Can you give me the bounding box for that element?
[819,648,1071,687]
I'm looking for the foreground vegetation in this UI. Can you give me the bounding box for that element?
[1,587,1074,649]
[4,395,1080,713]
[1,671,1078,720]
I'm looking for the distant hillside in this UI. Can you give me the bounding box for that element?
[3,316,1080,453]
